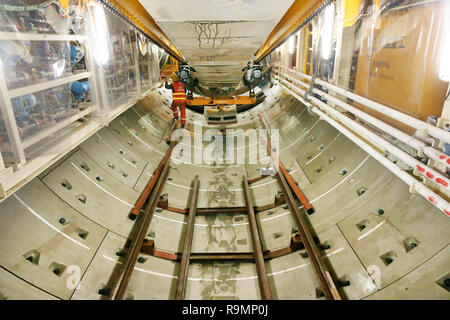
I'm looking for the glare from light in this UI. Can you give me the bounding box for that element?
[53,60,65,77]
[93,4,109,65]
[289,35,295,54]
[321,2,335,60]
[439,11,450,81]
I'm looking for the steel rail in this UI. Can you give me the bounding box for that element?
[259,112,340,299]
[110,164,171,300]
[175,175,200,300]
[243,175,273,300]
[130,141,177,219]
[259,113,314,214]
[275,169,341,300]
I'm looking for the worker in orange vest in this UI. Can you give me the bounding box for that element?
[165,73,187,128]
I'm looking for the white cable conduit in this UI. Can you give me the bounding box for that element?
[274,79,450,216]
[275,76,450,194]
[276,70,450,170]
[275,64,450,145]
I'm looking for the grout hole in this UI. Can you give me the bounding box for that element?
[77,194,87,204]
[320,241,331,250]
[380,251,397,266]
[299,250,309,259]
[48,262,66,277]
[436,274,450,292]
[23,249,40,265]
[404,236,419,252]
[61,179,72,190]
[77,228,89,240]
[273,232,284,239]
[357,187,368,196]
[356,220,369,231]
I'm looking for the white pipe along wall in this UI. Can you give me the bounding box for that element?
[274,77,450,216]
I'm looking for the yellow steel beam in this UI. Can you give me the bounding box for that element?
[187,96,256,106]
[161,57,179,77]
[343,0,363,28]
[106,0,185,62]
[254,0,326,62]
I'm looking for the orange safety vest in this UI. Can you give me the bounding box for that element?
[172,81,186,102]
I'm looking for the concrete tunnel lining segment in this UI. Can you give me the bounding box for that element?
[0,84,448,300]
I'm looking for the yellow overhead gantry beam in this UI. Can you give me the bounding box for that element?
[254,0,327,62]
[106,0,185,62]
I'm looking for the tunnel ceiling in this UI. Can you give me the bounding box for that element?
[138,0,294,89]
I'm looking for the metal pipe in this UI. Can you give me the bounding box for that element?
[313,107,450,217]
[242,175,272,300]
[276,80,450,216]
[275,64,450,143]
[276,70,450,170]
[276,76,450,193]
[175,175,200,300]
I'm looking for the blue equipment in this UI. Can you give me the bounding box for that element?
[71,80,90,102]
[70,44,84,65]
[11,94,37,123]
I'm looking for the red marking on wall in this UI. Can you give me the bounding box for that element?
[426,172,434,179]
[440,155,446,160]
[416,165,425,173]
[447,159,450,165]
[428,196,437,204]
[436,178,449,187]
[444,209,450,217]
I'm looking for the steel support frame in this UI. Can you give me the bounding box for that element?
[186,96,257,106]
[140,233,305,262]
[0,65,26,166]
[157,193,285,215]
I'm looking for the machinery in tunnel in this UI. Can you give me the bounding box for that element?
[0,0,449,307]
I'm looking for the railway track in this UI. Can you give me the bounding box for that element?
[105,120,342,300]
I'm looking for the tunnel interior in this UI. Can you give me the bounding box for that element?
[0,0,449,301]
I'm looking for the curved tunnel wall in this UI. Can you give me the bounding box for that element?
[0,85,449,300]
